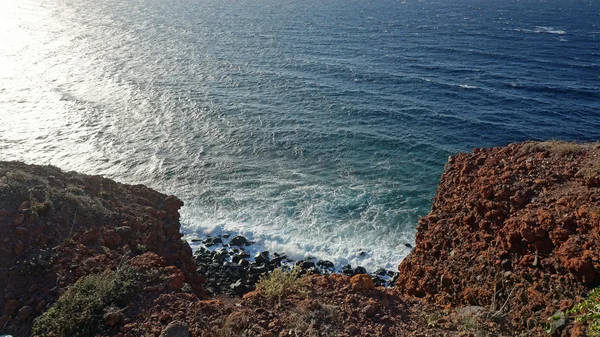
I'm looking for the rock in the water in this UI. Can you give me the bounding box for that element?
[271,254,286,265]
[317,260,334,269]
[159,321,190,337]
[296,260,316,271]
[354,266,367,275]
[342,265,354,276]
[374,268,387,276]
[372,275,385,287]
[203,237,222,247]
[213,248,228,261]
[254,251,270,265]
[229,235,248,246]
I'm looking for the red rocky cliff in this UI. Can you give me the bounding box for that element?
[397,141,600,334]
[0,161,203,336]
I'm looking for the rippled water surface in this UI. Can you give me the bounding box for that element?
[1,0,599,269]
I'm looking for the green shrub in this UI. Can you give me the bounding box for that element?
[32,269,137,337]
[566,288,600,336]
[256,266,307,306]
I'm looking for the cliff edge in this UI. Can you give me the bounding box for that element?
[1,140,599,337]
[398,141,600,335]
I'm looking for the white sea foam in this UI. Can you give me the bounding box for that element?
[181,202,416,272]
[514,27,566,35]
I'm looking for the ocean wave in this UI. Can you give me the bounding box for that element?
[515,26,566,35]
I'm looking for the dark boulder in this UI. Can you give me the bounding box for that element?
[354,266,367,275]
[317,260,334,269]
[229,235,249,246]
[254,251,270,265]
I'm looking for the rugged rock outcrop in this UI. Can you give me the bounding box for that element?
[0,161,202,336]
[397,141,600,334]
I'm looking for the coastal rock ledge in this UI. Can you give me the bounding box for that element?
[397,141,600,335]
[0,140,599,336]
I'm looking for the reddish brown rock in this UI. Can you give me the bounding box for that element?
[165,266,185,291]
[165,196,184,219]
[82,227,100,244]
[571,323,586,337]
[0,161,205,336]
[397,141,600,333]
[130,252,167,269]
[102,229,121,248]
[350,274,374,291]
[104,309,123,326]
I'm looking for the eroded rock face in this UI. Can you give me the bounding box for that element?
[0,161,203,336]
[397,141,600,332]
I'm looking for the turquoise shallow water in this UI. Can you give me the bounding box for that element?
[0,0,599,270]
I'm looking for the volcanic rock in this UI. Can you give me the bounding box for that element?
[397,141,600,332]
[159,321,190,337]
[350,274,374,291]
[229,235,248,246]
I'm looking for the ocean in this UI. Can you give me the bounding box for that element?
[1,0,599,270]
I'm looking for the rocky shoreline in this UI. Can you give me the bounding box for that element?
[191,233,400,297]
[1,140,599,337]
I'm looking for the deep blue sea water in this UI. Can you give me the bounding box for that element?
[1,0,599,270]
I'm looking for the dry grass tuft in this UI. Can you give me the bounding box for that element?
[520,140,597,156]
[287,302,340,337]
[256,266,308,306]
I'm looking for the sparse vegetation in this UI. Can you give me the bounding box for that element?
[256,266,308,306]
[32,268,138,337]
[136,243,147,253]
[287,302,340,337]
[426,312,442,328]
[521,140,596,156]
[565,288,600,336]
[212,313,253,337]
[30,188,54,216]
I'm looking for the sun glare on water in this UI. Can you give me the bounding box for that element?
[0,0,76,163]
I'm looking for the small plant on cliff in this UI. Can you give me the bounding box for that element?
[30,188,53,217]
[256,266,307,306]
[564,287,600,336]
[32,268,137,337]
